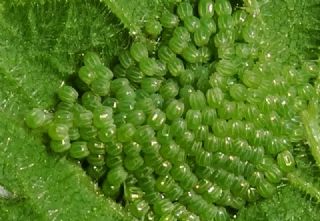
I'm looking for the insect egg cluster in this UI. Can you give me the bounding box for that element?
[25,0,319,220]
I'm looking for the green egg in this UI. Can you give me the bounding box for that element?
[117,99,136,114]
[160,140,180,161]
[242,70,262,88]
[184,16,200,33]
[90,76,110,96]
[106,142,123,156]
[135,97,156,115]
[189,90,207,110]
[195,150,212,167]
[256,180,276,198]
[200,17,217,34]
[204,134,219,153]
[154,160,172,176]
[153,198,175,215]
[78,66,96,85]
[194,27,211,47]
[81,91,101,111]
[101,179,120,198]
[170,163,191,182]
[201,108,216,126]
[166,99,185,121]
[167,57,185,77]
[186,109,202,130]
[198,46,212,63]
[218,14,234,30]
[117,123,136,142]
[160,80,179,99]
[147,109,166,130]
[145,211,156,221]
[107,166,128,186]
[277,150,295,172]
[247,171,264,187]
[156,175,175,193]
[102,97,118,112]
[50,137,71,153]
[139,57,160,77]
[87,154,105,166]
[130,41,148,62]
[176,130,195,147]
[229,83,248,101]
[57,85,78,103]
[262,163,284,184]
[48,123,69,140]
[180,212,200,221]
[87,141,105,155]
[68,127,80,141]
[119,50,135,69]
[54,110,73,127]
[145,19,163,37]
[206,87,225,108]
[98,124,116,143]
[198,0,214,18]
[73,107,93,128]
[128,200,150,218]
[158,45,176,64]
[157,124,172,145]
[87,165,107,181]
[214,0,232,16]
[182,44,200,64]
[217,101,237,120]
[105,155,123,168]
[159,214,177,221]
[134,125,155,144]
[83,51,102,68]
[93,106,113,129]
[230,177,250,198]
[173,26,191,41]
[160,10,180,29]
[129,63,144,79]
[56,101,74,111]
[214,30,236,48]
[138,175,156,192]
[127,109,146,126]
[25,108,48,129]
[246,187,260,202]
[116,85,136,101]
[168,36,188,55]
[177,2,193,20]
[141,78,162,94]
[165,184,183,201]
[110,78,130,93]
[142,137,161,157]
[124,154,144,171]
[69,141,89,159]
[79,125,98,141]
[215,207,229,221]
[216,59,238,77]
[203,183,223,203]
[94,64,114,80]
[242,19,262,43]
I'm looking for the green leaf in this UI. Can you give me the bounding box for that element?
[0,1,135,220]
[101,0,164,34]
[0,112,133,221]
[1,0,129,76]
[0,199,44,221]
[236,185,320,221]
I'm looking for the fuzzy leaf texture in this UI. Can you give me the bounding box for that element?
[0,1,134,220]
[1,0,320,221]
